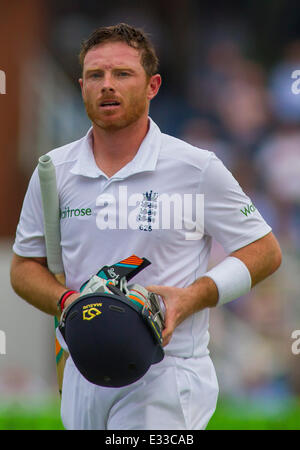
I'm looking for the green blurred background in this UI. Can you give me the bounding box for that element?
[0,396,299,430]
[1,0,300,430]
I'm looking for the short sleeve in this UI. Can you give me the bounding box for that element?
[202,154,272,253]
[12,167,46,257]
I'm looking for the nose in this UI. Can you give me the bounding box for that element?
[101,86,115,93]
[101,73,115,93]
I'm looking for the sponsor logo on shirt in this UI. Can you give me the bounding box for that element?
[240,203,256,217]
[60,206,92,219]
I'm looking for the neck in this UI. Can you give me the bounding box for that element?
[92,115,150,177]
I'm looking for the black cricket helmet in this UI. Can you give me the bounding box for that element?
[58,255,165,387]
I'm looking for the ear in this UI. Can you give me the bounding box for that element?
[78,78,84,94]
[147,74,162,101]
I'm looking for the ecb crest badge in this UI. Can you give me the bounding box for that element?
[137,190,158,232]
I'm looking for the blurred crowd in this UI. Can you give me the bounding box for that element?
[177,36,300,409]
[41,2,300,408]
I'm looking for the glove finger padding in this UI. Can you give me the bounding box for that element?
[79,275,112,296]
[102,279,165,346]
[126,283,165,335]
[77,267,166,347]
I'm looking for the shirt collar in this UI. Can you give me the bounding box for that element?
[70,117,161,179]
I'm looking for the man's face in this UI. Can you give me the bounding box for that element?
[79,41,161,131]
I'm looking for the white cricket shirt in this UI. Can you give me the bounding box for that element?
[13,118,272,358]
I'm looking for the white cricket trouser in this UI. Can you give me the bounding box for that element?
[60,353,219,430]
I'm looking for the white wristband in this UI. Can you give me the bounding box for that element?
[204,256,252,306]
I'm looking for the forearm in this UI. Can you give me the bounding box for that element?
[10,254,68,316]
[187,276,219,311]
[188,232,282,310]
[230,232,282,287]
[148,235,281,347]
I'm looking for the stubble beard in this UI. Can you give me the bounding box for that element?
[84,91,149,132]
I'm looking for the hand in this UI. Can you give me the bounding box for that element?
[63,292,81,310]
[145,285,199,347]
[146,278,219,347]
